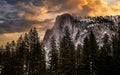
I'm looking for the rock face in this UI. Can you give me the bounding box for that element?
[43,13,120,49]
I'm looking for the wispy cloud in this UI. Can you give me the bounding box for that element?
[0,0,120,45]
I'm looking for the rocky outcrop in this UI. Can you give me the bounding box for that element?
[43,13,120,49]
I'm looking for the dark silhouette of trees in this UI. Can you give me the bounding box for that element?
[89,31,99,75]
[58,26,76,75]
[97,34,112,75]
[76,44,82,75]
[81,37,91,75]
[0,27,120,75]
[112,25,120,75]
[16,36,26,75]
[49,36,58,75]
[28,28,46,75]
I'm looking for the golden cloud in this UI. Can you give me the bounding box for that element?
[1,0,120,46]
[17,0,120,22]
[76,0,120,16]
[24,7,49,21]
[18,2,49,22]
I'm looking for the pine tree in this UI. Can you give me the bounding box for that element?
[58,26,76,75]
[1,42,14,75]
[9,41,17,75]
[28,28,46,75]
[0,46,4,74]
[112,25,120,74]
[81,37,91,75]
[41,43,46,75]
[97,34,112,75]
[0,28,46,75]
[89,30,99,75]
[49,36,58,75]
[24,33,30,75]
[76,44,82,75]
[16,36,26,75]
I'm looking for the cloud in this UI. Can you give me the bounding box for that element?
[0,0,52,34]
[17,2,49,21]
[0,19,42,34]
[0,0,120,45]
[76,0,120,16]
[42,0,120,16]
[4,0,44,6]
[0,0,120,34]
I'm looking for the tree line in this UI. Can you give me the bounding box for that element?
[0,26,120,75]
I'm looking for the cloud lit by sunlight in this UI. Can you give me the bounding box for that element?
[77,0,120,16]
[0,0,120,45]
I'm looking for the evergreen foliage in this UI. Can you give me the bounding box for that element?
[49,36,58,75]
[0,26,120,75]
[89,30,99,75]
[97,34,112,75]
[76,44,82,75]
[81,36,91,75]
[58,26,76,75]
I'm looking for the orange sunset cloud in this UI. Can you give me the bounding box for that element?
[0,0,120,46]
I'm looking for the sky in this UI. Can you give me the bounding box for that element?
[0,0,120,46]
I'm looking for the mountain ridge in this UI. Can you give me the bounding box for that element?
[43,13,120,49]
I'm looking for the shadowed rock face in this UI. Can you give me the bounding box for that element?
[43,13,120,49]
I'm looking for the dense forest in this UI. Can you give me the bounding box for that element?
[0,26,120,75]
